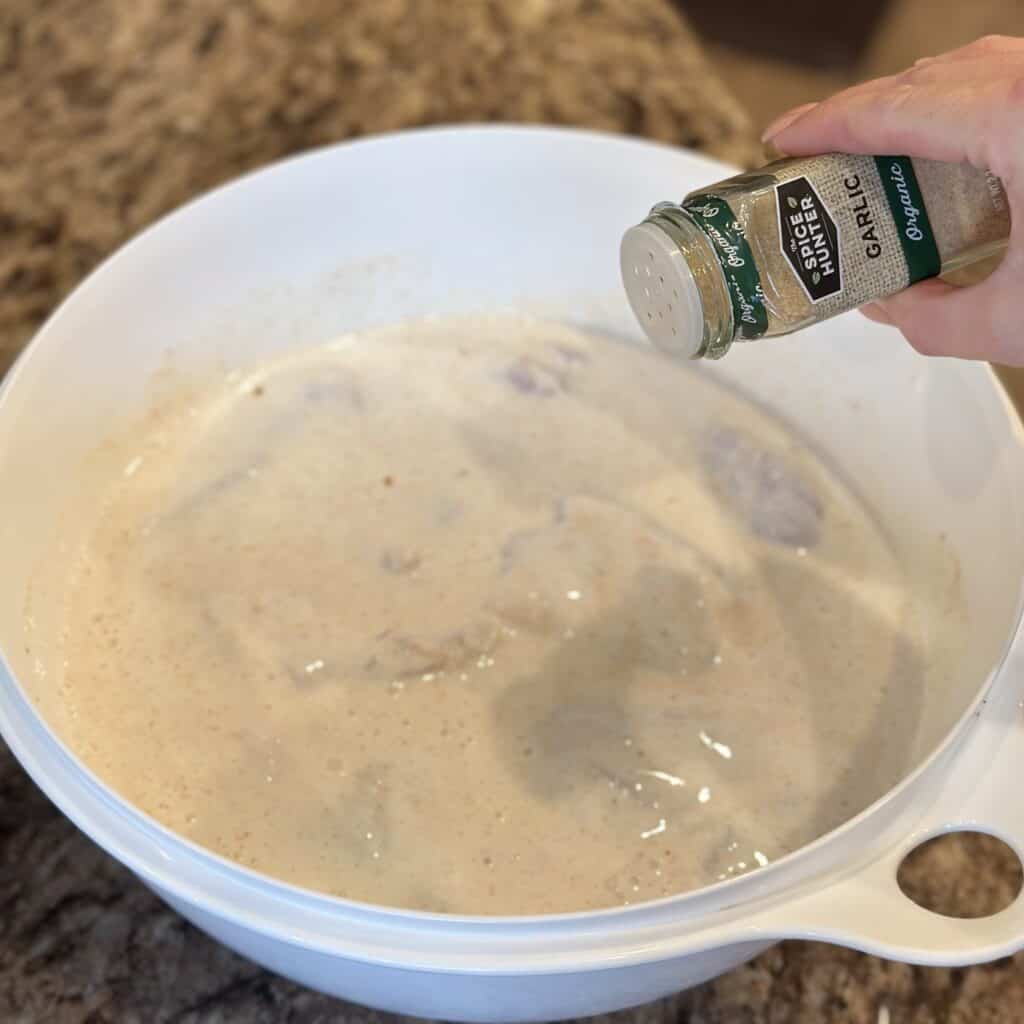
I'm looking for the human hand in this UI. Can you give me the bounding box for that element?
[763,35,1024,366]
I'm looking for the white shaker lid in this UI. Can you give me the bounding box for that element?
[620,221,705,359]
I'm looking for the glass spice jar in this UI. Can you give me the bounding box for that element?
[621,155,1011,359]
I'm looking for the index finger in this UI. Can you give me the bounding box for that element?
[768,78,1010,168]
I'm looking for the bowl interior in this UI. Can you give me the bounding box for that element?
[1,125,1023,877]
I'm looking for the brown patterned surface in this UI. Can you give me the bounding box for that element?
[1,2,1023,1021]
[0,0,757,378]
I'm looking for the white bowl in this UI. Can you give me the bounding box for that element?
[2,126,1024,1023]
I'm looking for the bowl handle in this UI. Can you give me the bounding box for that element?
[751,657,1024,965]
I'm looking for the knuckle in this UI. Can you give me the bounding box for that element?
[970,34,995,51]
[900,63,932,86]
[827,102,861,146]
[879,82,916,119]
[988,299,1019,363]
[954,288,1002,359]
[969,34,1014,54]
[902,325,940,356]
[1005,73,1024,110]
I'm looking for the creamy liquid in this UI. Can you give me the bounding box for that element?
[56,316,942,914]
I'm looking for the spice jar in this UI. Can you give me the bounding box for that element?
[621,155,1011,359]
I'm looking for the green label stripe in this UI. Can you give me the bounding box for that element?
[682,194,768,346]
[873,157,941,284]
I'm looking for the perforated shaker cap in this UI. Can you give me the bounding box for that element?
[620,221,705,359]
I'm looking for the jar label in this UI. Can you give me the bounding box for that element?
[776,177,843,302]
[766,154,982,321]
[872,157,941,284]
[682,194,769,345]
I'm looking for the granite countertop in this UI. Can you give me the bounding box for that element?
[2,2,1023,1021]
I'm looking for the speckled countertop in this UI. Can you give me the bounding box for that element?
[2,2,1023,1021]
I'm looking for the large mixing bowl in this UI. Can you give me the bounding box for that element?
[2,127,1024,1023]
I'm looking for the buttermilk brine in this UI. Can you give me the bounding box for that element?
[47,315,963,914]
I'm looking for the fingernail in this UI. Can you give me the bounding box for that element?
[860,302,893,325]
[761,103,818,143]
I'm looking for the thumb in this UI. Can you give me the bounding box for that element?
[865,270,1021,365]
